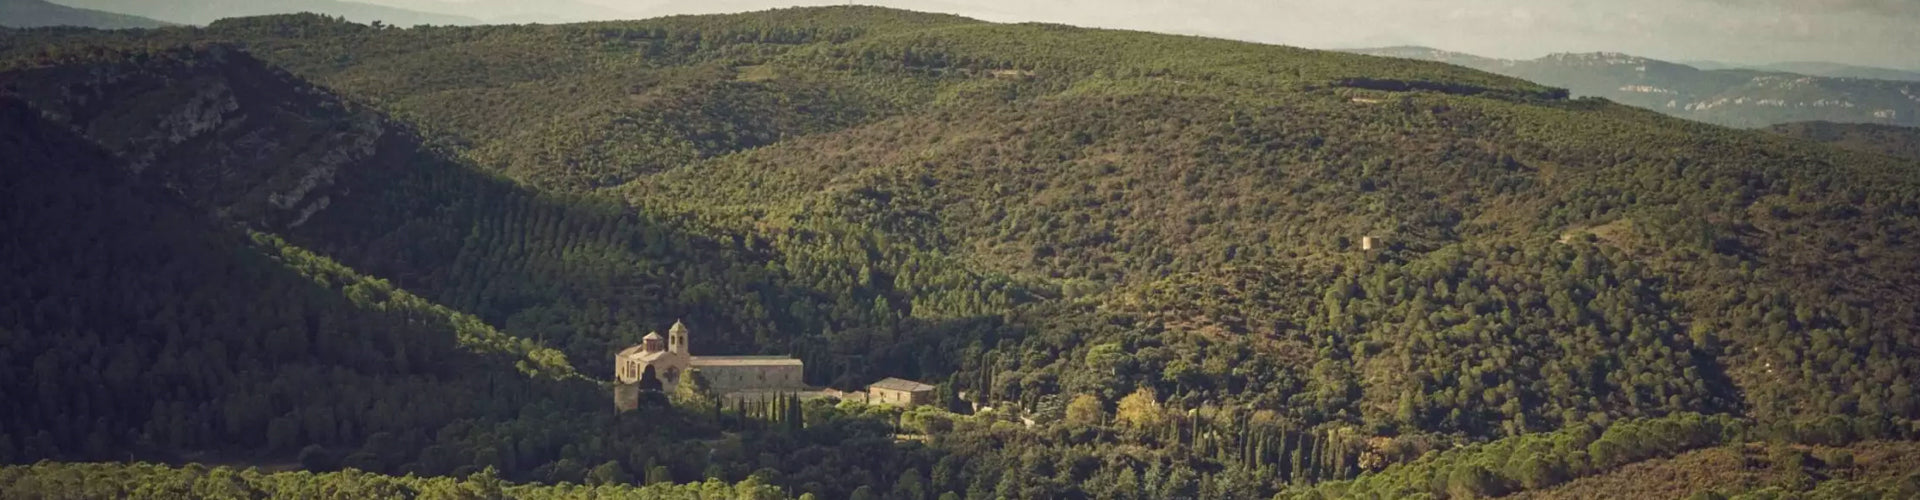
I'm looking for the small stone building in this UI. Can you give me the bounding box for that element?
[614,320,806,412]
[867,378,936,407]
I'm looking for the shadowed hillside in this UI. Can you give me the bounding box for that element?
[0,94,588,466]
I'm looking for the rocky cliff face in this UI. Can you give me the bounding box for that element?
[0,44,394,229]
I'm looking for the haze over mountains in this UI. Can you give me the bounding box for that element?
[1679,60,1920,82]
[0,0,169,29]
[46,0,479,26]
[1747,62,1920,83]
[18,0,1920,132]
[360,0,636,23]
[1349,46,1920,128]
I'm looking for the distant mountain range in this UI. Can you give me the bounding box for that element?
[1348,46,1920,128]
[1747,62,1920,83]
[47,0,478,26]
[356,0,636,24]
[0,0,169,29]
[1680,60,1920,82]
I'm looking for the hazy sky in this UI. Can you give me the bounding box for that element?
[374,0,1920,69]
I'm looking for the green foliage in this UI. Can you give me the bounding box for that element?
[251,232,578,380]
[1289,413,1745,499]
[1064,394,1104,426]
[2,6,1920,500]
[1765,121,1920,161]
[0,96,588,464]
[0,462,790,499]
[1726,474,1920,500]
[0,95,933,498]
[672,370,718,410]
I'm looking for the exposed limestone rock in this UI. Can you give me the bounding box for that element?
[0,46,393,230]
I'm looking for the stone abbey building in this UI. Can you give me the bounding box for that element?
[613,320,805,411]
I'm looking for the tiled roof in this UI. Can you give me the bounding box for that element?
[869,377,934,392]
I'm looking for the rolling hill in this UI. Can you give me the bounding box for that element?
[0,89,586,469]
[0,0,168,29]
[46,0,478,26]
[1349,46,1920,128]
[3,7,1919,499]
[0,41,942,496]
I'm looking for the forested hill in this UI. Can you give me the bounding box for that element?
[0,46,984,496]
[1767,121,1920,161]
[0,93,586,468]
[4,7,1920,499]
[1348,46,1920,129]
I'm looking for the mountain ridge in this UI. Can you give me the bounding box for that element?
[1749,61,1920,82]
[1347,46,1920,128]
[47,0,480,26]
[0,0,169,29]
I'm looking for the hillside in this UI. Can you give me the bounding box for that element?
[0,44,969,496]
[1348,47,1920,128]
[0,461,790,498]
[1751,62,1920,83]
[1287,411,1920,499]
[1514,440,1920,499]
[1766,121,1920,161]
[0,0,168,29]
[0,92,586,465]
[46,0,478,26]
[3,7,1920,499]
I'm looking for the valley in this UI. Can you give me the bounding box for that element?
[2,6,1919,499]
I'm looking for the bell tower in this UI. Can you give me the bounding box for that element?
[668,319,689,354]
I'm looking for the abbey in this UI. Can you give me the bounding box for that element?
[613,320,805,411]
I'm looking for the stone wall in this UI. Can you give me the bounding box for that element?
[613,383,640,412]
[699,364,804,394]
[870,388,934,407]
